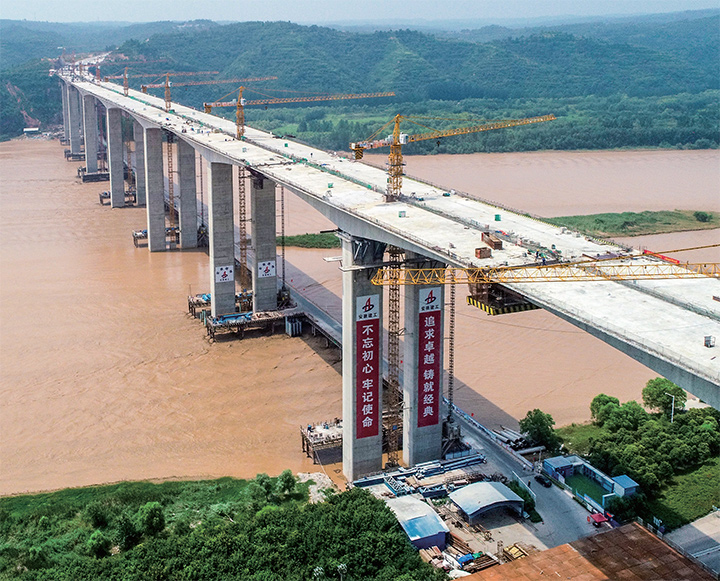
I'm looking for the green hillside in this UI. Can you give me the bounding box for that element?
[0,14,717,150]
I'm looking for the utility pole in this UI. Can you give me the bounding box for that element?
[664,392,676,423]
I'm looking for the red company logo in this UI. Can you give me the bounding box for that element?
[424,290,437,305]
[362,297,375,312]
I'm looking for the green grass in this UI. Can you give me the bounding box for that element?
[565,473,611,504]
[278,232,341,248]
[646,457,720,530]
[547,210,719,237]
[556,423,603,456]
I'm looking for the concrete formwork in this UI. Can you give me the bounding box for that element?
[82,94,98,173]
[177,139,198,249]
[403,255,445,466]
[342,235,386,481]
[144,127,165,251]
[133,120,146,206]
[250,172,277,313]
[106,108,124,208]
[207,162,236,316]
[67,85,82,155]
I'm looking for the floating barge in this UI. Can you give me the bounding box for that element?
[205,306,301,340]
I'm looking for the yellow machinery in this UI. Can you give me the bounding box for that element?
[350,114,555,202]
[204,87,396,140]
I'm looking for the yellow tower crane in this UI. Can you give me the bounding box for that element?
[141,75,279,112]
[350,112,553,465]
[104,69,222,99]
[350,114,555,203]
[204,87,396,140]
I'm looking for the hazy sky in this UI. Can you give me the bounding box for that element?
[3,0,718,24]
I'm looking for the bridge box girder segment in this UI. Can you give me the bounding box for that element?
[342,234,386,481]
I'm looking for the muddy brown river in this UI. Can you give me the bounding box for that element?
[1,141,717,495]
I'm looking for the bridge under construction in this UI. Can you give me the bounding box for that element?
[57,64,719,481]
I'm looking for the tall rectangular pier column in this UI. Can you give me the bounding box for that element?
[61,81,69,141]
[403,255,444,466]
[82,94,98,173]
[68,86,82,155]
[208,162,235,316]
[178,139,198,249]
[107,108,124,208]
[133,121,146,206]
[250,173,277,312]
[342,235,385,482]
[144,127,165,251]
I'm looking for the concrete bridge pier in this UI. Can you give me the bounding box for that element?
[60,81,70,142]
[67,85,83,155]
[106,108,125,208]
[341,234,386,482]
[177,139,198,249]
[82,95,98,174]
[403,253,445,467]
[144,127,165,250]
[250,171,277,312]
[207,161,236,316]
[133,121,146,206]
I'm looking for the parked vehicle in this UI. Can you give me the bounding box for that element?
[534,474,552,488]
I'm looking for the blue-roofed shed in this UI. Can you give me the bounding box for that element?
[612,475,639,497]
[544,456,574,480]
[449,482,524,525]
[386,496,449,550]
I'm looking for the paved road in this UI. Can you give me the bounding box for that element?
[456,414,603,549]
[666,511,720,576]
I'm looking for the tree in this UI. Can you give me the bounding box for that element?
[87,530,111,558]
[138,501,165,536]
[519,409,560,451]
[642,378,687,417]
[590,394,620,426]
[255,473,274,497]
[116,511,141,550]
[277,469,297,496]
[604,400,649,432]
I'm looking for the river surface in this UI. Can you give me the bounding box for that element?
[1,141,717,495]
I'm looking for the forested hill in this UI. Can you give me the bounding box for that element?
[115,20,717,101]
[0,13,718,152]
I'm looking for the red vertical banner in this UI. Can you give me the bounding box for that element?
[418,287,441,427]
[356,294,380,438]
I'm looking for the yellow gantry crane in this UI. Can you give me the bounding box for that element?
[203,87,396,140]
[373,244,719,465]
[350,114,556,203]
[369,255,720,285]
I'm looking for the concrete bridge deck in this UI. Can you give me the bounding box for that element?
[62,71,720,407]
